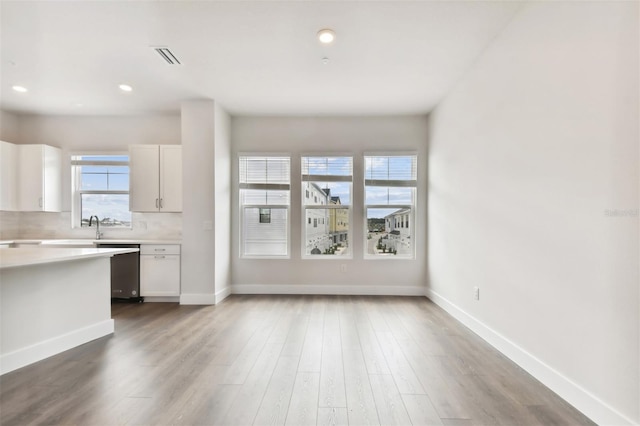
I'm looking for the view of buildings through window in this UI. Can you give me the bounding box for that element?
[71,155,131,228]
[302,156,352,256]
[365,155,417,258]
[239,154,416,259]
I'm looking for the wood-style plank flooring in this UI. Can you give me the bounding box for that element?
[0,295,595,425]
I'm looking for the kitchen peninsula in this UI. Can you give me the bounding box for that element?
[0,246,138,375]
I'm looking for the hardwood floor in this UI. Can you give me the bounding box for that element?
[0,295,595,425]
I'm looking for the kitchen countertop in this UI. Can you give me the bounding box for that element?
[0,239,182,246]
[0,247,140,270]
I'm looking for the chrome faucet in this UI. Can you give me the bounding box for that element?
[89,215,103,240]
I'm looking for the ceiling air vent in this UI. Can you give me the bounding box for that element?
[153,47,181,65]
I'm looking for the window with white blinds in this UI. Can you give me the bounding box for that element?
[364,155,417,259]
[301,156,352,257]
[239,156,290,257]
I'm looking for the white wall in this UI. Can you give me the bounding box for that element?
[0,114,182,239]
[180,100,216,304]
[0,113,181,239]
[231,116,428,294]
[427,2,638,424]
[0,110,20,143]
[214,103,231,302]
[18,114,181,209]
[0,111,22,238]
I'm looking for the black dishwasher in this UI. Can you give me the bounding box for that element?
[96,243,143,303]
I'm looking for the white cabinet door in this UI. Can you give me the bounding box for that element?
[159,145,182,212]
[18,145,43,211]
[0,141,18,211]
[130,145,182,212]
[129,145,160,212]
[140,254,181,297]
[17,144,61,212]
[42,145,61,212]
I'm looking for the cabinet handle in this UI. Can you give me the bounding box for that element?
[155,198,159,208]
[160,198,163,209]
[154,248,166,252]
[155,255,166,259]
[38,197,43,208]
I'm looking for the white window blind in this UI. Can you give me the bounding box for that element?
[239,156,290,257]
[302,156,352,179]
[240,156,290,189]
[364,154,417,259]
[365,155,417,186]
[301,156,352,257]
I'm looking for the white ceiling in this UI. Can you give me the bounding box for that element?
[0,1,523,116]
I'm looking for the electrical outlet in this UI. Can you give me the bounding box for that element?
[340,264,347,273]
[473,286,480,301]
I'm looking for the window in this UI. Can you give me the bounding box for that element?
[259,208,271,224]
[239,156,290,257]
[302,156,352,257]
[364,154,417,258]
[71,154,131,228]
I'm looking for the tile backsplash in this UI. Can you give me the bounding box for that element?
[0,211,181,240]
[0,211,21,239]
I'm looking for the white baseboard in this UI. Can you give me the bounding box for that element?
[232,284,426,296]
[178,288,231,305]
[180,293,216,305]
[215,286,232,304]
[0,319,114,376]
[425,288,636,426]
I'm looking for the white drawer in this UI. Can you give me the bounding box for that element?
[140,244,181,255]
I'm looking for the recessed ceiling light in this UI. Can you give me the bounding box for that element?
[119,84,133,92]
[317,29,335,44]
[12,85,27,93]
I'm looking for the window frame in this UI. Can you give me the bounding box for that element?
[239,153,291,259]
[70,152,131,229]
[363,152,417,260]
[301,154,353,260]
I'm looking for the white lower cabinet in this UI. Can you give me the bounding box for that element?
[140,244,181,297]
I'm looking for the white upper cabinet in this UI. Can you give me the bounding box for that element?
[159,145,182,212]
[17,144,62,212]
[0,141,18,211]
[129,145,160,212]
[130,145,182,212]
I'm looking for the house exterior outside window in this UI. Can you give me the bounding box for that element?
[364,154,417,258]
[259,208,271,224]
[301,156,352,257]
